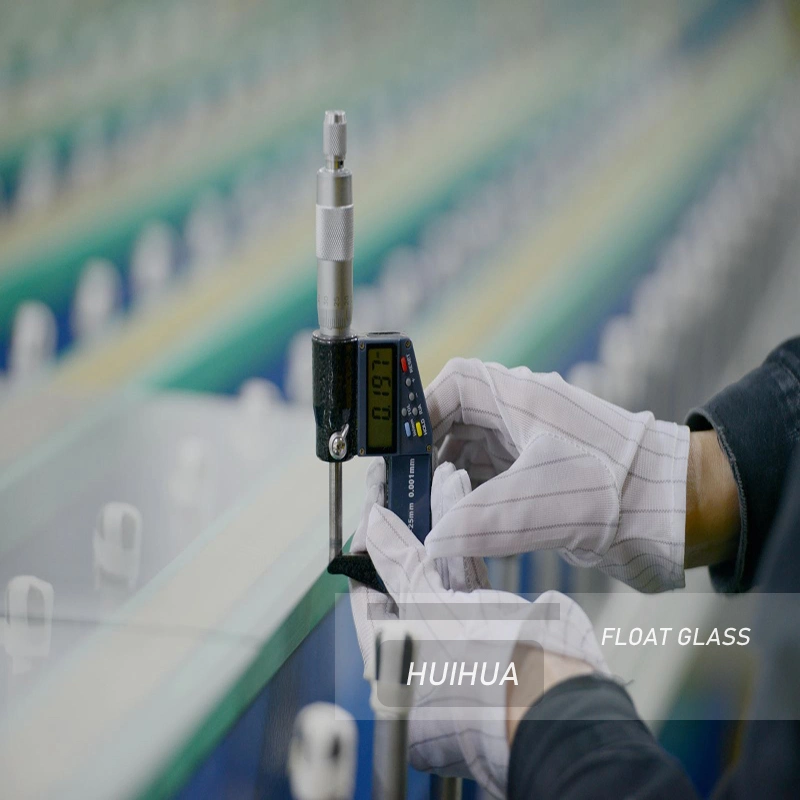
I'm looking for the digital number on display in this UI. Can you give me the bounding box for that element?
[367,346,394,451]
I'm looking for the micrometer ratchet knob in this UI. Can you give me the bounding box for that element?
[323,110,347,167]
[317,110,353,338]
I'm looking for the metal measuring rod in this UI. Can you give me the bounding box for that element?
[370,629,414,800]
[312,110,434,592]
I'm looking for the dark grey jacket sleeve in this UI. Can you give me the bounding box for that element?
[685,336,800,592]
[508,676,699,799]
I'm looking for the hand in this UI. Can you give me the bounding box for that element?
[424,358,691,592]
[349,459,490,681]
[350,461,609,797]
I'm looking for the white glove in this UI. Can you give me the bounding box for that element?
[349,459,489,681]
[350,461,610,798]
[425,358,690,592]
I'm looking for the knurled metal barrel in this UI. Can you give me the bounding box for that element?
[317,110,354,337]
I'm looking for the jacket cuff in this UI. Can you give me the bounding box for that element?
[508,675,645,795]
[508,675,699,799]
[685,340,800,593]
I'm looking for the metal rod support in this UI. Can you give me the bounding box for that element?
[431,776,463,800]
[329,461,343,561]
[372,717,409,800]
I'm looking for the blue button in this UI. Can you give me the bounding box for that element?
[404,421,412,437]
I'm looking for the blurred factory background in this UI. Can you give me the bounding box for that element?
[1,0,799,797]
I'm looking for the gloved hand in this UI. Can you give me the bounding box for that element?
[350,461,610,798]
[349,459,490,681]
[424,358,691,592]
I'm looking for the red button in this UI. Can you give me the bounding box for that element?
[400,356,408,372]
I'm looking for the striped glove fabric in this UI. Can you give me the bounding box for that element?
[425,359,690,592]
[349,459,490,681]
[354,488,610,797]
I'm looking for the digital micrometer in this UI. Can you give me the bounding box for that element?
[312,110,434,592]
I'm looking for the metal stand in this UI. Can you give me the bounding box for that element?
[370,630,414,800]
[431,775,463,800]
[372,717,410,800]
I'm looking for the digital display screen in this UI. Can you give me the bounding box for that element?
[367,346,394,451]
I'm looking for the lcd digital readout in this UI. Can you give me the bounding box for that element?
[367,347,394,450]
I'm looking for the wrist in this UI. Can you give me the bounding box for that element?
[685,431,740,568]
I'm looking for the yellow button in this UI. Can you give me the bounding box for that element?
[415,421,423,437]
